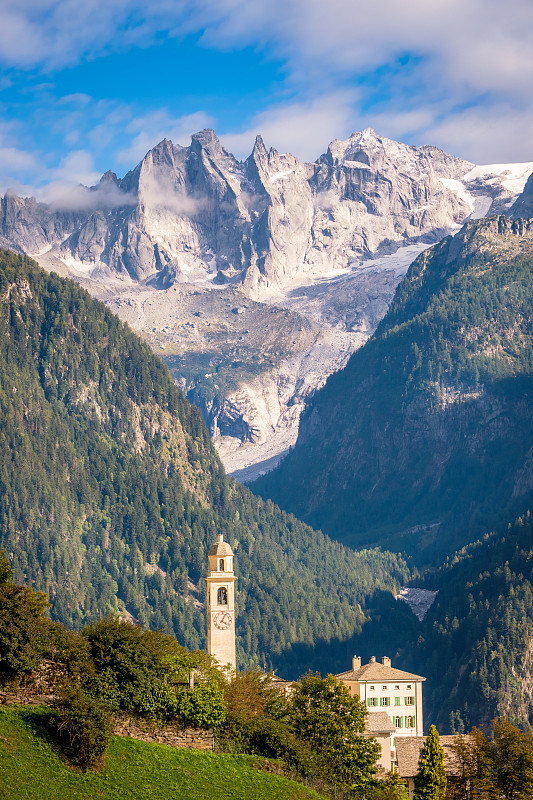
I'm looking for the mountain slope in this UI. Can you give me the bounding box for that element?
[414,511,533,732]
[255,216,533,560]
[0,248,410,676]
[2,130,531,477]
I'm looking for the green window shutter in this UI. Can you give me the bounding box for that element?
[413,716,416,728]
[395,697,400,705]
[399,717,403,728]
[367,699,371,707]
[379,697,382,706]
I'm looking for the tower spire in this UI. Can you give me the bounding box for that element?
[206,534,236,671]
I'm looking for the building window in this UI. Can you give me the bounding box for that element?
[407,716,415,728]
[381,697,390,706]
[382,685,387,690]
[219,558,224,571]
[394,716,402,728]
[394,685,399,690]
[407,685,412,689]
[217,587,228,605]
[395,697,401,706]
[368,698,377,707]
[369,685,375,690]
[405,696,414,705]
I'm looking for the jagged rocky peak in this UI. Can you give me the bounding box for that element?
[321,127,416,170]
[323,127,380,166]
[1,126,531,301]
[99,170,119,185]
[190,128,225,157]
[251,134,268,158]
[145,138,185,167]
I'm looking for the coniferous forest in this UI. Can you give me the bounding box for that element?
[254,216,533,728]
[0,248,409,678]
[256,217,533,560]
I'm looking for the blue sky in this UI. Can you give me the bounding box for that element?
[1,0,532,197]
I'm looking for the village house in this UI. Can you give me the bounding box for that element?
[336,655,425,771]
[396,735,468,798]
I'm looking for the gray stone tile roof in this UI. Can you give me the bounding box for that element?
[208,534,233,556]
[396,735,469,777]
[365,711,396,733]
[336,663,425,682]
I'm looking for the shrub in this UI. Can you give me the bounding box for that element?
[52,690,113,769]
[82,618,163,714]
[177,681,227,728]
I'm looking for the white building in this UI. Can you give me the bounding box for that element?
[336,655,425,770]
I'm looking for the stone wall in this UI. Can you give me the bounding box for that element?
[113,716,213,750]
[0,690,214,751]
[0,688,54,706]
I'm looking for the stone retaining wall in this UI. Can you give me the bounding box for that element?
[114,716,213,750]
[0,689,54,706]
[0,690,214,751]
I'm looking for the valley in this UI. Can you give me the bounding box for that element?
[2,128,533,735]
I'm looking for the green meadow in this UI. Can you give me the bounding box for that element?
[0,707,326,800]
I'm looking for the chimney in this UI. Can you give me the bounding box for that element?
[369,656,376,663]
[382,656,391,667]
[352,655,361,672]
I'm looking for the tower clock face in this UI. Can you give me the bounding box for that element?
[213,611,233,630]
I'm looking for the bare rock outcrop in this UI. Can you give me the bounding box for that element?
[1,129,531,475]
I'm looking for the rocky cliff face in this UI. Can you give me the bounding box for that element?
[3,128,525,298]
[1,130,531,476]
[512,172,533,218]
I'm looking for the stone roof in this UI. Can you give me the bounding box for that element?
[365,712,395,734]
[336,663,425,683]
[208,534,233,557]
[396,735,470,778]
[270,676,294,689]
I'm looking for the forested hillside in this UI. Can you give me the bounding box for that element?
[0,249,409,677]
[414,511,533,732]
[256,217,533,561]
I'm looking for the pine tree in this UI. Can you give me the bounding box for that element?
[414,725,447,800]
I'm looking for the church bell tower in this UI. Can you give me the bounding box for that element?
[207,534,236,671]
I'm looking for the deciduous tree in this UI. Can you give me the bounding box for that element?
[290,673,379,795]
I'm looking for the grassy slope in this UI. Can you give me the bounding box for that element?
[0,707,325,800]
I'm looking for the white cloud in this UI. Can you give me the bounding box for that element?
[42,180,137,211]
[416,106,533,165]
[50,150,101,186]
[138,167,205,215]
[0,0,532,168]
[220,91,360,161]
[1,1,531,102]
[193,0,533,101]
